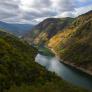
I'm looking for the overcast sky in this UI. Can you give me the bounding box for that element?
[0,0,92,24]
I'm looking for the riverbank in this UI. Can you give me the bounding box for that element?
[36,53,92,91]
[61,60,92,76]
[49,48,92,76]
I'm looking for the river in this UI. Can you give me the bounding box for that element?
[35,53,92,90]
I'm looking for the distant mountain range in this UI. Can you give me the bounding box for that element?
[0,21,34,36]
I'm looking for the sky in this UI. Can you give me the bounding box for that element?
[0,0,92,24]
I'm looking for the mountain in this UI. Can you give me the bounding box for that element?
[22,10,92,73]
[72,10,92,27]
[0,21,33,36]
[23,17,74,46]
[48,10,92,72]
[0,29,88,92]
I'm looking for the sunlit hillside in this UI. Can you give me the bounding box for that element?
[23,18,74,46]
[48,11,92,72]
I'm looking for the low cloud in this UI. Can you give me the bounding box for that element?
[0,0,92,24]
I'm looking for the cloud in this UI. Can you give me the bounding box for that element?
[20,0,52,10]
[51,0,78,11]
[78,0,91,3]
[0,0,20,20]
[55,12,74,18]
[0,0,92,24]
[74,4,92,17]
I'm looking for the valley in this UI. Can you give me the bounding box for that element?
[0,30,89,92]
[0,10,92,92]
[35,53,92,90]
[1,0,92,92]
[23,10,92,75]
[22,10,92,91]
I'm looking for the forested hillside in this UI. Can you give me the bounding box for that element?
[48,10,92,72]
[23,18,74,46]
[0,30,88,92]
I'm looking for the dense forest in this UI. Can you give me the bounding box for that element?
[0,30,89,92]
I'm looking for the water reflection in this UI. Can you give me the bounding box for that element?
[35,54,92,90]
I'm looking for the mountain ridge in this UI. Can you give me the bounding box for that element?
[23,10,92,75]
[23,17,74,45]
[0,21,33,36]
[48,10,92,73]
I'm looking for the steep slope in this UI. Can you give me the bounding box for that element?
[48,10,92,72]
[73,10,92,27]
[23,17,74,46]
[0,29,88,92]
[0,21,33,36]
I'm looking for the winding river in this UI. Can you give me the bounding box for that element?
[35,53,92,90]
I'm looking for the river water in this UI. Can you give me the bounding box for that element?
[35,53,92,90]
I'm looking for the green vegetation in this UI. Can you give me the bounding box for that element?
[48,10,92,71]
[38,46,55,56]
[0,29,89,92]
[60,19,92,69]
[6,82,88,92]
[23,18,74,46]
